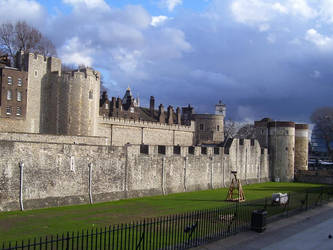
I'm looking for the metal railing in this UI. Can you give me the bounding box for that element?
[2,186,333,250]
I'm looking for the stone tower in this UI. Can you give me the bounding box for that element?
[295,124,309,171]
[16,52,61,133]
[268,121,295,182]
[215,100,226,116]
[57,68,100,136]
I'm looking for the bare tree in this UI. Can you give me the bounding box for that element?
[224,119,239,140]
[236,124,256,139]
[311,107,333,161]
[0,21,56,65]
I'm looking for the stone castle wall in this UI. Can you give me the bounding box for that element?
[96,116,195,146]
[0,133,269,211]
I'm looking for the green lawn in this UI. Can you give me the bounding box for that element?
[0,182,327,243]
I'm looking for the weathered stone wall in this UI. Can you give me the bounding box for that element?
[192,114,224,144]
[295,124,309,171]
[295,170,333,184]
[0,134,269,211]
[96,117,195,146]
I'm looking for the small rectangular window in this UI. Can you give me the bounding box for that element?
[17,91,22,102]
[158,145,166,155]
[7,90,12,100]
[18,78,22,86]
[173,146,181,155]
[214,147,220,155]
[217,125,220,131]
[140,144,149,154]
[7,76,12,85]
[89,90,93,99]
[189,146,195,155]
[16,106,22,116]
[6,106,11,115]
[199,124,204,131]
[201,147,207,155]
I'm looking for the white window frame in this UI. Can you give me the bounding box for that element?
[16,106,22,116]
[7,90,12,100]
[17,91,22,102]
[6,106,11,115]
[7,76,12,85]
[18,78,22,86]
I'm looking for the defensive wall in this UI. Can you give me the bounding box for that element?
[295,170,333,185]
[0,133,269,211]
[96,116,195,146]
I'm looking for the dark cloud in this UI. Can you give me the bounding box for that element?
[1,0,332,123]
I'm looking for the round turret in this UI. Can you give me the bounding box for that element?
[295,124,309,171]
[268,121,295,182]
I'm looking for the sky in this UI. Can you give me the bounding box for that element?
[0,0,332,123]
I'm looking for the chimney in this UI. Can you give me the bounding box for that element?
[158,104,165,123]
[150,96,155,115]
[167,106,174,125]
[176,107,181,125]
[117,97,123,111]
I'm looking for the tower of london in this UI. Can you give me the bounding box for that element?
[0,52,309,211]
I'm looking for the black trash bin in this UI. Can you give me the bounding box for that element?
[251,209,267,233]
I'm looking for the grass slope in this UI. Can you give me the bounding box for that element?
[0,182,326,243]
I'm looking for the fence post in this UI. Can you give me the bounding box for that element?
[305,190,308,210]
[287,192,290,217]
[264,197,267,210]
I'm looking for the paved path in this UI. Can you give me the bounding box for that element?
[193,202,333,250]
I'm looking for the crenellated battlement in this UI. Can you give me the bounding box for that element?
[98,115,195,131]
[61,68,100,82]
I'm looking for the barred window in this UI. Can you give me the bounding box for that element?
[6,106,11,115]
[16,106,22,116]
[7,76,12,85]
[7,90,12,100]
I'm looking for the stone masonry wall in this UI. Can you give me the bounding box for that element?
[96,117,195,146]
[0,133,269,211]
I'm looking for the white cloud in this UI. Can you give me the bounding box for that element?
[267,33,276,43]
[63,0,109,9]
[305,28,333,48]
[272,2,288,14]
[310,70,321,78]
[151,16,169,27]
[286,0,317,19]
[59,37,95,66]
[111,48,142,73]
[259,23,270,32]
[0,0,45,25]
[160,0,182,11]
[319,0,333,23]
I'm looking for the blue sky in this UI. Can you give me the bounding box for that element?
[0,0,332,122]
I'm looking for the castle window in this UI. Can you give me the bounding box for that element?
[7,76,12,85]
[16,106,22,116]
[17,91,22,102]
[34,70,38,77]
[89,90,93,99]
[214,147,220,155]
[189,146,195,155]
[201,147,207,155]
[17,78,22,86]
[6,106,11,115]
[173,146,181,155]
[199,124,204,131]
[158,145,166,155]
[7,90,12,100]
[105,103,109,109]
[217,125,220,131]
[140,144,149,155]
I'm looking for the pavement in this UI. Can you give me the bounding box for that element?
[192,202,333,250]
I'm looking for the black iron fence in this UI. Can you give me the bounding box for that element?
[2,186,333,250]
